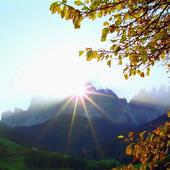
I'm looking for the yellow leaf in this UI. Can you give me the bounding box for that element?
[137,70,141,75]
[126,145,132,155]
[74,0,82,6]
[133,13,140,18]
[124,14,130,20]
[79,51,84,56]
[116,4,122,10]
[103,21,109,26]
[50,2,60,14]
[118,59,122,65]
[97,11,103,18]
[167,111,170,118]
[124,73,128,80]
[62,0,67,3]
[107,60,111,67]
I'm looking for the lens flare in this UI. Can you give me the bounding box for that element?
[72,85,87,97]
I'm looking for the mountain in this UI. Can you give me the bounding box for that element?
[0,84,167,161]
[0,113,169,162]
[2,112,131,161]
[0,114,169,163]
[131,85,170,107]
[1,84,165,127]
[137,113,169,131]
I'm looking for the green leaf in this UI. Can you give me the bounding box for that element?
[117,135,124,139]
[146,67,150,76]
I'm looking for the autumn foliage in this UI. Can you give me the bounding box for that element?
[50,0,170,79]
[125,122,170,169]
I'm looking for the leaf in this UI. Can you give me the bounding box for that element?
[139,131,146,139]
[74,0,82,6]
[140,72,145,78]
[50,2,60,14]
[101,28,109,41]
[126,145,133,155]
[114,46,121,55]
[146,67,150,76]
[115,16,122,26]
[124,13,130,20]
[62,0,67,3]
[103,21,109,26]
[120,32,126,42]
[124,73,128,80]
[107,60,111,67]
[117,135,124,139]
[133,13,140,18]
[116,4,122,10]
[129,132,135,141]
[167,111,170,118]
[79,51,84,56]
[97,11,103,18]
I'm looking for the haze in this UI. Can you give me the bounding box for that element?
[0,0,169,116]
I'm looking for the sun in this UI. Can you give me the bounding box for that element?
[72,84,87,97]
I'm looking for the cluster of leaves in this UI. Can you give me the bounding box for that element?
[117,115,170,170]
[50,0,170,79]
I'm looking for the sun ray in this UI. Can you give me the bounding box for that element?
[54,96,74,118]
[84,94,112,121]
[66,96,78,153]
[86,90,113,98]
[39,96,74,137]
[80,96,103,158]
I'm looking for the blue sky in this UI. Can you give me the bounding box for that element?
[0,0,169,116]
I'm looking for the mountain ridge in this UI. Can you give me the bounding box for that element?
[1,84,166,127]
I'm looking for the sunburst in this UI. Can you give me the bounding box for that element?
[40,83,112,157]
[32,83,112,157]
[65,83,113,157]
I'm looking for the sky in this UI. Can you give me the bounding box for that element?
[0,0,169,116]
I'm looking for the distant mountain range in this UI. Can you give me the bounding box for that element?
[131,85,170,107]
[0,84,169,160]
[1,84,167,127]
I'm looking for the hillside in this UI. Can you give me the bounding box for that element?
[0,137,121,170]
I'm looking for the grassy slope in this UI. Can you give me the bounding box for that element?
[0,137,120,170]
[0,138,28,170]
[0,137,74,170]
